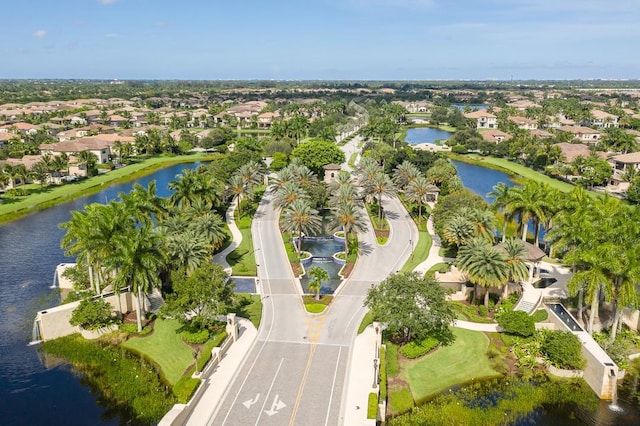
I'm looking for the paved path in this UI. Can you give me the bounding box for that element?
[412,207,455,275]
[211,199,242,275]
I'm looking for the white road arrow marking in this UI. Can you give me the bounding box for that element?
[264,394,286,416]
[242,393,260,409]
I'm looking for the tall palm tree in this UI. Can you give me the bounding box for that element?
[188,211,227,252]
[307,266,329,301]
[76,150,98,176]
[274,181,308,210]
[393,160,420,189]
[405,176,432,226]
[228,174,248,220]
[505,181,546,245]
[488,182,512,242]
[331,201,368,256]
[442,214,475,250]
[500,238,530,300]
[457,238,510,308]
[165,231,211,276]
[109,224,166,332]
[368,171,396,221]
[280,199,322,253]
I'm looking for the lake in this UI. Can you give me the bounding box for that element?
[0,161,201,425]
[404,127,453,145]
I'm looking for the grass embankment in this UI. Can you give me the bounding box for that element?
[302,295,333,313]
[227,214,257,276]
[122,318,194,385]
[0,153,212,225]
[387,328,499,415]
[229,293,263,329]
[448,154,576,193]
[348,152,358,169]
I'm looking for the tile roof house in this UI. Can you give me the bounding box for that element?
[257,112,280,128]
[508,116,538,130]
[608,151,640,191]
[589,110,619,129]
[464,110,497,129]
[481,130,511,143]
[558,126,601,144]
[530,129,553,138]
[553,142,597,163]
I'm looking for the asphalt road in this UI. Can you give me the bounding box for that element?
[207,187,416,425]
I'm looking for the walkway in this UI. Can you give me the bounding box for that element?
[211,198,242,275]
[411,206,455,276]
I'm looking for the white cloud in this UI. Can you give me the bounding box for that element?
[98,0,119,5]
[32,29,47,38]
[344,0,435,10]
[105,33,124,38]
[155,21,172,28]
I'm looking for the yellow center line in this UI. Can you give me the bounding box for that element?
[289,343,317,426]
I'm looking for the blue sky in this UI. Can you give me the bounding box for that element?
[3,0,639,80]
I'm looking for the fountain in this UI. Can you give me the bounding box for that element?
[297,235,344,294]
[607,365,624,413]
[29,317,42,346]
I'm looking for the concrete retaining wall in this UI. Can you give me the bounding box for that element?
[35,292,135,341]
[622,307,640,332]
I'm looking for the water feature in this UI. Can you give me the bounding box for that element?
[0,161,201,425]
[299,237,344,294]
[451,104,488,111]
[547,303,583,332]
[231,277,256,293]
[532,277,557,289]
[404,127,452,145]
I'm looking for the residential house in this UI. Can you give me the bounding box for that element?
[481,130,511,143]
[608,152,640,191]
[506,100,541,110]
[554,142,596,163]
[508,116,538,130]
[589,110,619,129]
[557,126,601,144]
[530,129,553,139]
[257,112,280,128]
[464,110,497,129]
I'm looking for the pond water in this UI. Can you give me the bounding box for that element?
[451,104,488,111]
[299,238,343,294]
[0,161,201,425]
[404,127,453,145]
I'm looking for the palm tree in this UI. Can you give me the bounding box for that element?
[228,174,248,220]
[368,171,396,221]
[500,238,530,300]
[274,181,308,210]
[187,211,227,252]
[505,181,546,245]
[393,160,420,189]
[165,231,211,276]
[488,182,512,242]
[76,150,98,176]
[457,238,510,308]
[442,214,475,250]
[280,199,322,253]
[109,224,166,332]
[405,176,432,226]
[331,201,368,256]
[307,266,329,300]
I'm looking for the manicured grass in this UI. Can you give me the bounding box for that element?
[305,303,327,313]
[302,295,333,313]
[358,310,375,334]
[532,309,549,322]
[449,301,496,324]
[425,262,449,277]
[229,293,263,329]
[400,230,432,273]
[449,154,576,193]
[348,152,358,168]
[389,388,414,414]
[0,153,212,224]
[227,214,257,276]
[122,318,193,385]
[402,328,500,403]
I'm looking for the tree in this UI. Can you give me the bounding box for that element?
[163,262,234,330]
[405,176,432,225]
[70,297,116,331]
[505,181,547,245]
[366,171,396,221]
[108,224,166,332]
[330,201,368,256]
[77,150,98,176]
[165,231,211,276]
[457,237,509,308]
[364,272,456,346]
[497,310,535,337]
[307,266,329,300]
[392,160,420,189]
[280,199,322,253]
[290,139,345,178]
[488,182,512,242]
[500,237,530,299]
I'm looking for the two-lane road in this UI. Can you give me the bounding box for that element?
[196,188,416,425]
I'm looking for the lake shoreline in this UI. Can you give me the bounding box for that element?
[0,153,213,225]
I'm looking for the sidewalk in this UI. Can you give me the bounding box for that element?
[183,318,258,426]
[212,198,242,275]
[412,211,455,275]
[342,325,379,426]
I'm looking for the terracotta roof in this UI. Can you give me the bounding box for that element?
[611,152,640,164]
[554,143,592,162]
[558,126,600,136]
[530,129,553,138]
[323,163,341,170]
[464,110,496,119]
[496,241,545,262]
[481,130,511,142]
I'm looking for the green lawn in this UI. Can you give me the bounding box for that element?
[227,214,257,276]
[348,152,358,168]
[400,230,432,273]
[402,328,499,402]
[0,153,212,224]
[122,318,193,385]
[229,293,263,329]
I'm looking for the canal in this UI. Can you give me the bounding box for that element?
[0,162,201,425]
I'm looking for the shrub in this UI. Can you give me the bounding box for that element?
[543,330,585,370]
[173,376,201,403]
[120,323,138,334]
[400,337,439,359]
[531,309,548,323]
[70,297,116,331]
[497,310,535,337]
[367,392,378,419]
[380,346,387,401]
[181,328,210,344]
[478,305,488,317]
